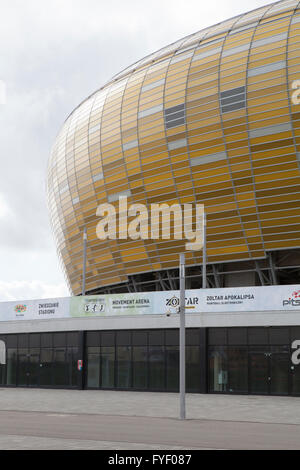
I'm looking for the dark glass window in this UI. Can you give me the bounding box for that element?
[220,86,245,113]
[6,349,17,386]
[86,332,100,347]
[222,102,246,113]
[18,334,29,349]
[166,346,179,391]
[228,347,248,393]
[186,346,200,392]
[67,347,78,387]
[149,346,165,390]
[208,328,227,345]
[87,346,100,388]
[269,328,289,345]
[166,118,185,129]
[209,346,228,392]
[221,93,244,106]
[248,327,269,345]
[186,329,200,345]
[116,331,131,346]
[29,334,40,348]
[165,330,179,346]
[41,333,52,348]
[221,86,245,98]
[249,347,269,394]
[17,348,28,386]
[0,364,5,385]
[132,331,147,346]
[101,332,115,346]
[117,346,131,388]
[40,349,53,387]
[164,103,185,115]
[165,110,183,121]
[53,333,66,348]
[28,348,40,387]
[6,335,17,348]
[53,349,67,386]
[67,332,79,347]
[228,328,247,345]
[101,346,115,388]
[291,327,300,342]
[164,103,185,129]
[270,347,289,395]
[132,346,147,389]
[149,330,164,346]
[0,337,6,386]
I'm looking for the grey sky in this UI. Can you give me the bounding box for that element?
[0,0,272,301]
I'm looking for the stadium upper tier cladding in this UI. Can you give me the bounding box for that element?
[47,0,300,295]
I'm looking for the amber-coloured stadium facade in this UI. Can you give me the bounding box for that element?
[47,0,300,296]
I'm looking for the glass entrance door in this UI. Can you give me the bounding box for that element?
[17,351,28,387]
[291,365,300,395]
[249,350,269,395]
[249,347,290,395]
[28,351,40,387]
[17,350,40,387]
[270,349,289,395]
[291,341,300,395]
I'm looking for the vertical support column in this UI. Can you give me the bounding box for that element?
[78,331,85,390]
[82,226,87,296]
[202,211,207,289]
[199,328,208,394]
[179,253,186,420]
[268,252,278,285]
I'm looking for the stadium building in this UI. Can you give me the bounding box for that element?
[1,0,300,395]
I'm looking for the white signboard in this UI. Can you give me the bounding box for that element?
[154,285,300,315]
[0,285,299,322]
[0,297,70,322]
[201,285,300,312]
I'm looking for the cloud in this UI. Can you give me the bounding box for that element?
[0,194,9,218]
[0,280,69,302]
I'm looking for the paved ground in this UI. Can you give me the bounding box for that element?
[1,388,300,449]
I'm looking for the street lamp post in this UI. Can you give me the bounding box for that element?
[179,210,206,420]
[179,253,186,420]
